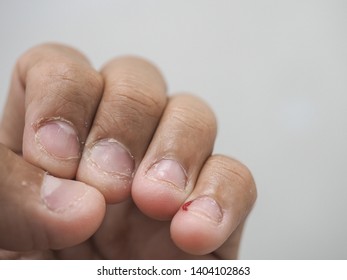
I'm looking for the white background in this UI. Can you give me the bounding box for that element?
[0,0,346,259]
[1,260,347,279]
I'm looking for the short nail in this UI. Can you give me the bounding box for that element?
[35,119,80,159]
[88,138,134,176]
[41,175,87,212]
[146,159,187,190]
[182,196,223,224]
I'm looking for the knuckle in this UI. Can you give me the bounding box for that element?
[209,155,257,203]
[31,60,101,91]
[106,76,166,119]
[169,94,217,138]
[17,43,92,79]
[16,43,103,98]
[25,60,103,113]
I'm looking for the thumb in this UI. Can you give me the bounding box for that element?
[0,144,105,251]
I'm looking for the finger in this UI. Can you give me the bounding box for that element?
[132,94,217,220]
[92,202,217,259]
[4,43,103,178]
[170,155,257,256]
[0,249,54,260]
[0,67,25,153]
[76,56,167,203]
[0,144,105,251]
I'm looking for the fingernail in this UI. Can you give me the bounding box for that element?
[41,175,87,212]
[35,119,80,159]
[88,138,134,176]
[182,196,223,224]
[146,159,187,190]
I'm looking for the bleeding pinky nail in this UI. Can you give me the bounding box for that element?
[182,201,193,211]
[182,196,223,223]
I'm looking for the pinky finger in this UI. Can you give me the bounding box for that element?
[170,155,257,257]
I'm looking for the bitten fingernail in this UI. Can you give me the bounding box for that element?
[35,119,80,159]
[182,196,223,224]
[146,159,187,190]
[88,138,134,177]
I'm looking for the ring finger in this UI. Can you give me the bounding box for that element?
[132,94,217,220]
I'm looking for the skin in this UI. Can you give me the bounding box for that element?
[0,43,257,259]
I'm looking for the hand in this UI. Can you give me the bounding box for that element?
[0,43,256,259]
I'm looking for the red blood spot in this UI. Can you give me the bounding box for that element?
[182,201,193,211]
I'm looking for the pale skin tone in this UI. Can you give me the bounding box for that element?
[0,44,256,259]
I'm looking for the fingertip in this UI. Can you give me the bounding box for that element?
[170,197,227,255]
[40,175,106,249]
[171,217,217,255]
[132,166,187,220]
[170,155,257,257]
[0,146,106,251]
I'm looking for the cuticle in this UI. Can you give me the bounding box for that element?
[146,157,188,177]
[87,155,135,179]
[90,138,134,160]
[32,116,76,132]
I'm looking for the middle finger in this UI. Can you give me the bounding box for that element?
[77,56,167,203]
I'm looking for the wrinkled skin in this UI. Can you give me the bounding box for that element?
[0,44,256,260]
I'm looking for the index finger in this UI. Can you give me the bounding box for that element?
[0,43,104,178]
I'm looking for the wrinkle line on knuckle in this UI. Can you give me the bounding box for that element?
[209,156,256,195]
[171,111,215,136]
